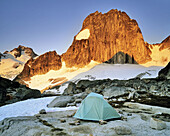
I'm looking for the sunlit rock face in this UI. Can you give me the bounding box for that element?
[62,9,151,68]
[14,51,62,84]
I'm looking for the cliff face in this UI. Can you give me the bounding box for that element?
[62,9,151,68]
[14,51,62,83]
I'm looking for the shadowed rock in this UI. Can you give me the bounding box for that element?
[158,62,170,79]
[104,51,138,64]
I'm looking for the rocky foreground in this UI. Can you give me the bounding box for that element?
[0,103,170,136]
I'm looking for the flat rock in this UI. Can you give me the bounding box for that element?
[114,126,132,135]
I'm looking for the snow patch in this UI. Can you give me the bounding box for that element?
[76,29,90,40]
[71,64,163,81]
[144,45,170,66]
[0,97,78,121]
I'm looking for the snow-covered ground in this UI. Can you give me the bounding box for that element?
[70,63,163,81]
[0,96,77,121]
[0,51,30,80]
[44,63,163,95]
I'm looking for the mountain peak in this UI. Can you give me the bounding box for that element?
[10,45,38,58]
[62,9,151,68]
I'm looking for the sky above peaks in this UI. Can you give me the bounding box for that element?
[0,0,170,55]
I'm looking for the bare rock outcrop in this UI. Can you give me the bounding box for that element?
[159,35,170,51]
[62,9,151,68]
[14,51,62,82]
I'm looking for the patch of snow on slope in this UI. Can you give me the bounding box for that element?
[0,97,77,121]
[144,45,170,66]
[15,51,30,62]
[76,29,90,40]
[71,64,163,81]
[0,52,30,79]
[25,60,99,90]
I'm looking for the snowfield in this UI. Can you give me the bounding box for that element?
[71,63,163,81]
[0,96,77,121]
[45,63,163,96]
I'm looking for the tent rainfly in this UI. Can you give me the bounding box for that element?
[74,92,120,121]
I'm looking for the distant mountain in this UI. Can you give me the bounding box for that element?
[6,9,170,91]
[0,45,37,79]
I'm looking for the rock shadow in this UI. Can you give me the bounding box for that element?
[104,51,138,64]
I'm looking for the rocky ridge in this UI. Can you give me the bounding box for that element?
[7,45,38,58]
[158,62,170,79]
[14,51,62,83]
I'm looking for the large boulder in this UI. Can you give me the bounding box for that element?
[15,88,41,100]
[102,86,128,98]
[76,80,94,89]
[47,96,75,107]
[150,118,166,130]
[0,87,6,104]
[64,82,76,95]
[158,62,170,79]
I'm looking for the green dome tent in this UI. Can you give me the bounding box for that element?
[74,92,120,121]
